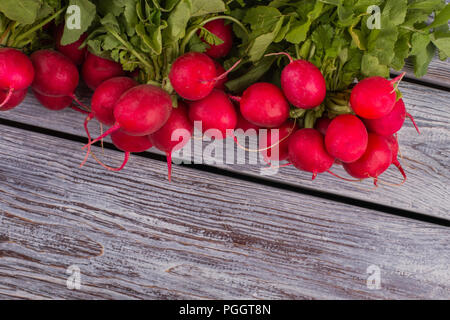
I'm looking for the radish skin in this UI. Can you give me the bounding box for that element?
[343,133,393,185]
[82,52,125,90]
[150,102,194,181]
[240,82,289,128]
[350,76,397,119]
[169,52,217,101]
[189,89,237,139]
[0,48,35,108]
[55,25,88,65]
[200,20,233,59]
[0,88,27,111]
[288,128,335,180]
[325,114,368,163]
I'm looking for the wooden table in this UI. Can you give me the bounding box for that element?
[0,58,449,300]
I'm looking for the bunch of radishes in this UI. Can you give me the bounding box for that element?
[0,17,419,186]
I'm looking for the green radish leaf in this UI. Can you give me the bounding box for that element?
[0,0,41,25]
[165,0,191,41]
[61,0,96,45]
[188,33,209,52]
[413,42,436,77]
[226,56,277,93]
[191,0,226,17]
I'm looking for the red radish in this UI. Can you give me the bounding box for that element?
[0,48,35,108]
[82,52,125,90]
[84,84,172,150]
[240,82,289,128]
[260,120,298,162]
[189,89,237,139]
[31,50,79,97]
[55,25,88,65]
[32,90,73,110]
[214,61,227,90]
[89,77,138,127]
[30,49,88,111]
[80,77,139,168]
[350,75,404,119]
[315,117,332,136]
[343,133,392,185]
[150,102,194,181]
[325,114,368,163]
[169,52,216,101]
[288,128,335,180]
[363,98,420,136]
[385,135,407,182]
[200,19,233,59]
[0,88,27,111]
[266,52,326,109]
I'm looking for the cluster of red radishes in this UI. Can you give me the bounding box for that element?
[0,19,419,185]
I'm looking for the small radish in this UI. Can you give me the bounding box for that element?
[288,128,335,180]
[188,89,237,139]
[239,82,289,128]
[363,98,420,136]
[169,52,216,101]
[31,49,79,97]
[385,135,407,182]
[169,52,239,101]
[350,74,405,119]
[89,77,138,126]
[200,20,233,59]
[343,133,392,186]
[150,102,194,181]
[0,48,35,108]
[30,49,88,110]
[214,61,227,90]
[260,120,297,162]
[32,90,73,111]
[82,52,125,90]
[325,114,368,163]
[88,130,152,172]
[55,24,88,65]
[80,77,139,168]
[266,52,326,109]
[84,84,172,150]
[0,88,27,111]
[315,117,332,136]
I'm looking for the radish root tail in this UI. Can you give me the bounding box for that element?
[264,52,294,64]
[406,112,420,134]
[83,122,120,150]
[166,152,172,182]
[90,150,130,172]
[80,113,94,168]
[327,170,363,182]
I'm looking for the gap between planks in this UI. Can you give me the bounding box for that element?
[0,124,449,299]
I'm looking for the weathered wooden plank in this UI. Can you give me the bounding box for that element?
[0,125,449,299]
[1,81,448,219]
[399,57,450,88]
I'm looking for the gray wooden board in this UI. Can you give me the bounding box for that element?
[397,57,450,88]
[0,124,449,299]
[1,81,449,219]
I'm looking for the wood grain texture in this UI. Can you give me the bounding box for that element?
[0,125,449,300]
[1,81,449,219]
[398,57,450,88]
